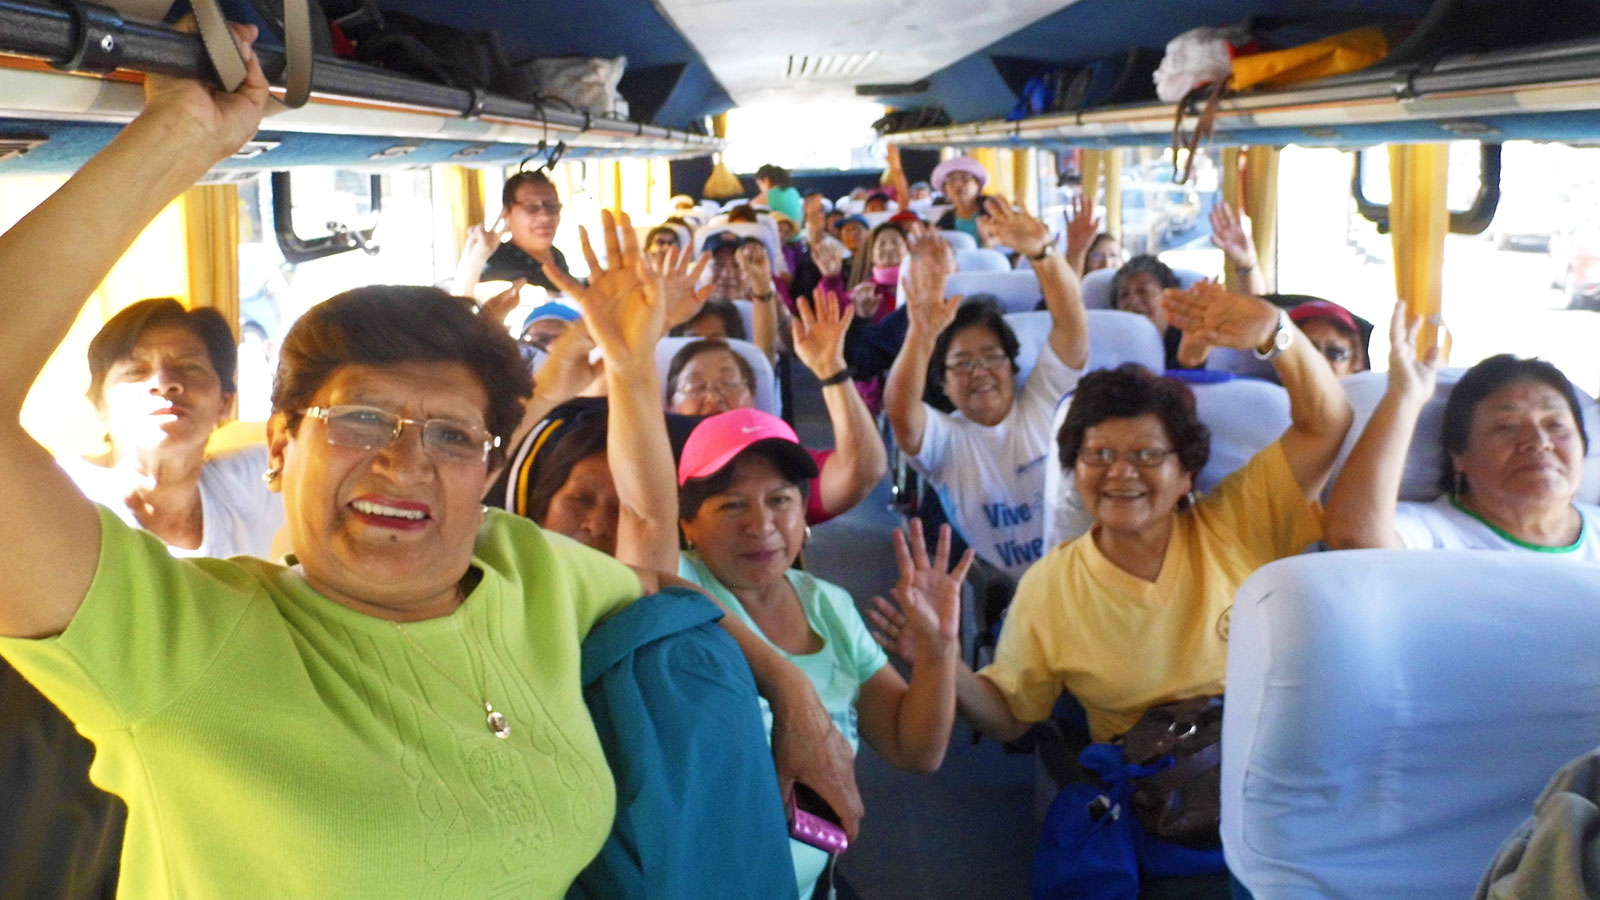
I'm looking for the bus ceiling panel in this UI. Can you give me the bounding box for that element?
[0,0,722,153]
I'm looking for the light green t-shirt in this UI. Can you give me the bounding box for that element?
[677,551,886,897]
[0,505,641,900]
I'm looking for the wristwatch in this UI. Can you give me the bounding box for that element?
[1253,308,1293,361]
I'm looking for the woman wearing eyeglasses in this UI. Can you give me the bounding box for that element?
[884,199,1090,585]
[1289,300,1369,377]
[0,42,856,898]
[453,169,575,298]
[923,282,1349,749]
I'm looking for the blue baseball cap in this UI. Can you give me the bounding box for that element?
[522,302,580,334]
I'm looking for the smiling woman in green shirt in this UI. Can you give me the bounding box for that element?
[0,26,855,900]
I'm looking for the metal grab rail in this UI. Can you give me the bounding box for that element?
[0,0,723,151]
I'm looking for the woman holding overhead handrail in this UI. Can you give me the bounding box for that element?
[0,28,858,898]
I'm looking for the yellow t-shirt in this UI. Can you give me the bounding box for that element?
[979,442,1321,742]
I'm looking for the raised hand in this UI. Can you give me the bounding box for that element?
[1162,280,1278,352]
[810,236,844,279]
[650,243,713,329]
[867,519,974,666]
[1386,299,1443,402]
[460,220,507,271]
[791,290,854,379]
[1064,192,1100,256]
[542,209,655,368]
[143,21,270,163]
[479,278,525,328]
[984,197,1052,259]
[1209,200,1258,268]
[904,228,960,336]
[737,239,777,296]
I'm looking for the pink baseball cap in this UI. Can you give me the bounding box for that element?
[677,408,819,486]
[1288,300,1359,335]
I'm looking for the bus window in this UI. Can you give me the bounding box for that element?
[234,169,445,419]
[1278,141,1600,391]
[1110,147,1225,277]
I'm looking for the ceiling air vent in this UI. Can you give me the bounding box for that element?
[785,51,878,81]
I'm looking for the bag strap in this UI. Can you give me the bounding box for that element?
[192,0,313,108]
[1169,77,1228,185]
[1131,741,1221,797]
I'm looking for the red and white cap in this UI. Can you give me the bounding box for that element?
[677,408,819,486]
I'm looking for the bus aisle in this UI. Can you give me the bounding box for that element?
[792,365,1037,899]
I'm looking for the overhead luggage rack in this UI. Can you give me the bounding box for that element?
[0,0,723,163]
[886,36,1600,149]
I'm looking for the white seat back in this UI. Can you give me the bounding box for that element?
[1224,549,1600,900]
[1325,368,1600,504]
[1044,373,1291,547]
[938,229,978,252]
[730,299,756,343]
[655,336,779,416]
[1004,309,1164,394]
[955,248,1011,272]
[944,269,1043,314]
[859,210,894,229]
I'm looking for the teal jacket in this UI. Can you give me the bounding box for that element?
[570,588,796,899]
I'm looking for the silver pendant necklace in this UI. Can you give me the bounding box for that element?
[393,624,512,739]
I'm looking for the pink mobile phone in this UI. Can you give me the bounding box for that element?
[789,784,849,854]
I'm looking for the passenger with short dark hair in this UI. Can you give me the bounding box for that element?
[0,51,858,895]
[670,299,746,341]
[453,168,575,297]
[63,296,284,558]
[1111,253,1195,369]
[885,198,1089,582]
[903,280,1350,746]
[1327,302,1599,556]
[754,163,802,222]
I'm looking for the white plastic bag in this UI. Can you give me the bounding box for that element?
[1153,25,1249,102]
[527,56,628,118]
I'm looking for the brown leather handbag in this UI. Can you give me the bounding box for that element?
[1119,695,1224,848]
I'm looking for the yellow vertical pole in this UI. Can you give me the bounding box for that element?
[1080,149,1103,212]
[1103,151,1124,242]
[1244,146,1280,293]
[971,148,1002,198]
[1012,149,1033,212]
[181,184,240,324]
[1389,143,1450,356]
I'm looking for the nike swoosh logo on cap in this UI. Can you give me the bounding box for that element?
[740,426,761,433]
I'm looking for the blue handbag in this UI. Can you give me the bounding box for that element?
[1032,743,1226,900]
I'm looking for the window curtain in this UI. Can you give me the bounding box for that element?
[1388,143,1450,356]
[1243,146,1279,293]
[182,184,240,324]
